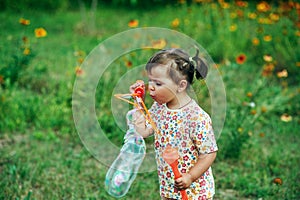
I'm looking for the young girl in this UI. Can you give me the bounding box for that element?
[130,48,218,200]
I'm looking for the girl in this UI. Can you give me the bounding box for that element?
[130,48,218,200]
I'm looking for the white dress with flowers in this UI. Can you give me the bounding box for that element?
[149,100,218,200]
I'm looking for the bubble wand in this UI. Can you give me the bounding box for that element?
[114,80,158,134]
[162,146,188,200]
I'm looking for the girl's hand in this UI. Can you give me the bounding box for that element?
[174,173,193,190]
[129,80,145,94]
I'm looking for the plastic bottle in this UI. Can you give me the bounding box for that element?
[105,109,146,198]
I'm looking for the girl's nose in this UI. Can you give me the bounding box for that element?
[148,84,154,91]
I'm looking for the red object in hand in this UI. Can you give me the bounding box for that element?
[134,80,145,98]
[162,146,188,200]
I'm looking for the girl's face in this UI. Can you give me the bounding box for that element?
[147,65,179,105]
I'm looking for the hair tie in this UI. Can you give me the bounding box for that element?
[189,56,197,67]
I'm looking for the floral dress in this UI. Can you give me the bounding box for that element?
[149,100,218,200]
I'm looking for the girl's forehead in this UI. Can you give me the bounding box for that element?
[148,65,169,77]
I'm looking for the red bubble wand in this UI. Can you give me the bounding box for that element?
[162,146,188,200]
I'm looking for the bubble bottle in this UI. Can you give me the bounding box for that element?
[105,81,147,198]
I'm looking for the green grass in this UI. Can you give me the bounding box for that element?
[1,1,300,199]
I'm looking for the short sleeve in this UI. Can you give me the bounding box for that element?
[190,112,218,154]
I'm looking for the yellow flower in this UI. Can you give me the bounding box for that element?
[258,17,273,24]
[257,1,271,12]
[229,24,237,32]
[277,69,288,78]
[230,12,237,19]
[248,12,257,19]
[280,113,292,122]
[263,54,273,62]
[77,58,84,64]
[35,28,47,38]
[296,62,300,67]
[171,18,180,28]
[128,19,139,28]
[151,39,167,49]
[220,2,230,9]
[23,47,30,55]
[263,35,272,42]
[269,13,280,21]
[19,18,30,25]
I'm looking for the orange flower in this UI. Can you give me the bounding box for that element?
[236,1,248,7]
[0,75,4,84]
[125,60,132,68]
[246,92,253,98]
[19,18,30,25]
[35,28,47,38]
[263,35,272,42]
[262,63,274,77]
[257,1,271,12]
[261,106,267,113]
[171,18,180,28]
[280,113,292,122]
[75,66,84,76]
[128,19,138,28]
[273,177,283,185]
[236,54,247,64]
[259,132,265,137]
[250,109,257,115]
[277,69,288,78]
[252,38,260,46]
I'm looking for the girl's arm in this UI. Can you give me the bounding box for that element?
[174,151,217,189]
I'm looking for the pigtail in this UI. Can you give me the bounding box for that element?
[191,49,208,80]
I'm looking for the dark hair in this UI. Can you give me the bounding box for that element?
[145,48,208,85]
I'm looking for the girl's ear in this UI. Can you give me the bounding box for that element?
[177,80,188,93]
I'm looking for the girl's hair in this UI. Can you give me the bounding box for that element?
[145,48,208,85]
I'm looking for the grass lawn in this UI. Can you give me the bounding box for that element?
[1,1,299,199]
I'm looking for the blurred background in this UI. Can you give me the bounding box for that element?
[0,0,299,199]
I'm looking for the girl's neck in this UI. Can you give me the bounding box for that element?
[167,93,192,110]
